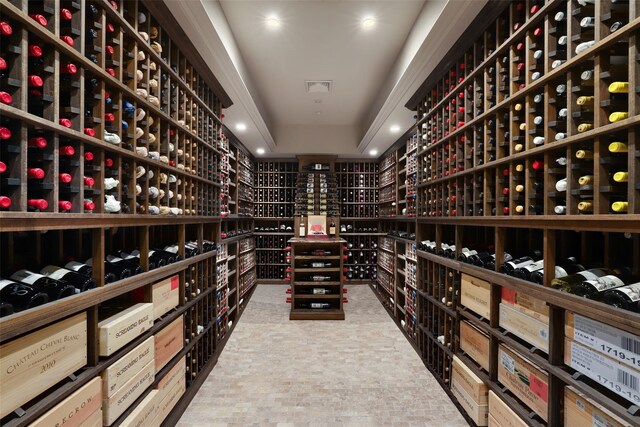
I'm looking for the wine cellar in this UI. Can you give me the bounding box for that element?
[1,0,639,426]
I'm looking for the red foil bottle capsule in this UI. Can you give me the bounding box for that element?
[60,35,74,46]
[28,137,47,148]
[59,173,72,183]
[29,14,48,27]
[28,199,48,210]
[60,145,75,156]
[59,201,72,211]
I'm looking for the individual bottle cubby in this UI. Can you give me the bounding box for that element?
[344,235,378,282]
[254,161,297,218]
[336,161,379,218]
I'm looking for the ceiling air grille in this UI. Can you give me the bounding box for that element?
[305,80,332,93]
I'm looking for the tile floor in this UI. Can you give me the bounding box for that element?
[177,284,467,427]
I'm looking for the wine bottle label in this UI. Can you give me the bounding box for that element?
[613,284,640,302]
[310,303,325,308]
[11,270,45,285]
[312,289,327,295]
[522,260,544,272]
[65,261,86,272]
[590,275,625,292]
[148,251,156,257]
[40,265,71,281]
[122,254,136,260]
[555,266,569,278]
[106,255,124,263]
[164,245,179,254]
[0,279,17,291]
[577,271,601,281]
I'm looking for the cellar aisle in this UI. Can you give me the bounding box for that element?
[177,285,467,426]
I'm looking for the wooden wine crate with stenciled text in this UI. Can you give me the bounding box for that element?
[451,375,489,426]
[497,344,548,421]
[461,274,491,319]
[29,376,101,427]
[565,386,633,427]
[102,336,155,398]
[98,303,154,357]
[487,391,528,427]
[0,312,87,418]
[499,303,549,352]
[154,316,183,371]
[119,390,160,427]
[149,374,186,427]
[102,360,155,426]
[460,320,490,371]
[452,355,489,405]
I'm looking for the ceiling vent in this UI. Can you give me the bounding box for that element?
[306,80,332,93]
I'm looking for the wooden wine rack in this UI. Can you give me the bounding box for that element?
[370,1,640,426]
[0,1,256,426]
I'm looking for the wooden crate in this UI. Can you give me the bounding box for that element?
[497,344,548,421]
[460,321,490,371]
[29,376,101,427]
[151,275,180,320]
[452,355,488,405]
[102,360,155,426]
[451,375,489,426]
[564,337,640,405]
[487,414,499,427]
[81,408,103,427]
[154,316,183,371]
[565,386,632,427]
[119,390,159,427]
[499,303,549,352]
[0,313,87,418]
[102,336,155,398]
[487,391,528,427]
[500,288,549,320]
[98,304,154,357]
[566,312,640,372]
[156,356,186,395]
[148,374,186,426]
[461,274,491,318]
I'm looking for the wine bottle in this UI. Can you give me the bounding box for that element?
[531,257,584,284]
[10,270,76,300]
[298,288,333,295]
[573,275,626,300]
[551,268,617,292]
[106,255,143,275]
[40,265,96,292]
[65,260,117,284]
[150,248,179,264]
[87,257,130,280]
[514,259,544,281]
[500,254,541,275]
[578,201,593,213]
[298,302,331,309]
[609,112,628,122]
[120,250,158,270]
[0,279,49,312]
[311,275,331,282]
[611,201,628,213]
[603,282,640,312]
[608,82,628,93]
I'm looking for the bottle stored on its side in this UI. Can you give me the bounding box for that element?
[500,253,541,275]
[602,282,640,312]
[87,257,131,281]
[551,268,617,293]
[297,288,334,295]
[10,270,76,301]
[65,260,117,284]
[106,254,143,275]
[40,265,96,292]
[572,274,627,300]
[120,250,157,270]
[298,302,331,309]
[0,278,49,313]
[530,257,584,285]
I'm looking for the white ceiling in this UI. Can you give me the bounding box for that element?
[164,0,488,158]
[218,0,425,128]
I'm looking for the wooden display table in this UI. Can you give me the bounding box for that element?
[288,237,346,320]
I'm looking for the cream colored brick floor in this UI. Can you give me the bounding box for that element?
[177,284,467,427]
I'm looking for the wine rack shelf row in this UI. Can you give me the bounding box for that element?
[0,1,257,426]
[371,1,640,426]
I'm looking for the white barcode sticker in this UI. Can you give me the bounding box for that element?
[10,270,44,285]
[571,313,640,370]
[592,412,609,427]
[568,341,640,404]
[501,351,515,374]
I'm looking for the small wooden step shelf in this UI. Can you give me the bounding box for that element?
[288,237,346,320]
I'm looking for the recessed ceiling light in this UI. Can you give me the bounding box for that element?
[314,99,322,104]
[236,123,247,131]
[315,111,322,115]
[266,16,280,29]
[390,125,401,133]
[256,148,265,155]
[369,149,378,156]
[362,17,376,29]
